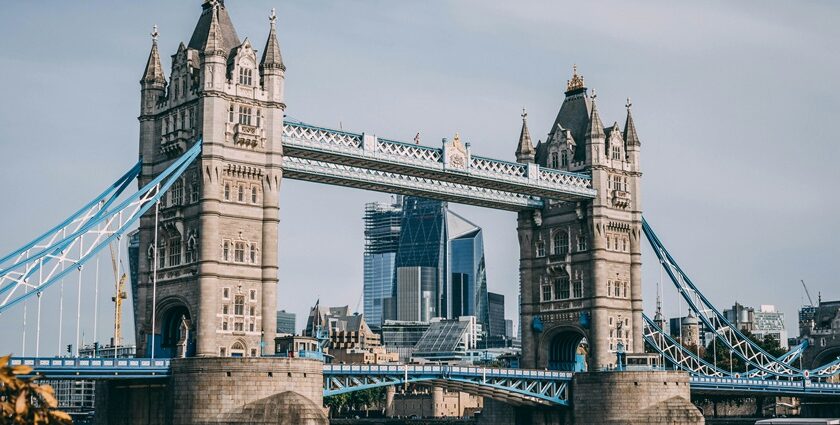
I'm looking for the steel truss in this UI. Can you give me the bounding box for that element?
[641,218,808,378]
[0,141,201,314]
[282,156,544,211]
[283,121,596,203]
[323,364,570,406]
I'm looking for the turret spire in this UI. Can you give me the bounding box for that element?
[141,25,166,86]
[202,3,225,55]
[515,108,535,163]
[585,92,605,140]
[260,8,285,71]
[623,97,640,147]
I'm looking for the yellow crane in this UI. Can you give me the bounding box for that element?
[109,242,127,347]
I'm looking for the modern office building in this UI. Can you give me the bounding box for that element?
[723,302,755,332]
[486,292,507,347]
[412,316,480,362]
[381,320,431,362]
[276,310,296,335]
[363,198,403,329]
[752,305,788,349]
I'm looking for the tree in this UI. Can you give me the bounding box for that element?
[0,355,72,424]
[701,330,786,373]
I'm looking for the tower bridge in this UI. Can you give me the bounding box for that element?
[2,1,840,424]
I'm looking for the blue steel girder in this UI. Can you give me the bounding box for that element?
[9,357,170,380]
[642,218,804,378]
[690,376,840,397]
[282,122,596,204]
[322,364,571,406]
[282,156,544,211]
[0,141,202,313]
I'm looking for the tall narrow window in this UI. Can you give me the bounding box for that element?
[237,185,244,202]
[536,241,545,258]
[551,152,559,168]
[169,237,181,266]
[612,145,621,161]
[561,151,568,167]
[234,296,245,315]
[223,287,230,299]
[158,242,166,269]
[186,236,197,263]
[224,183,230,200]
[238,106,253,126]
[256,110,261,127]
[251,187,258,203]
[190,180,199,203]
[608,281,613,297]
[573,272,583,298]
[555,273,570,300]
[239,68,253,86]
[249,306,255,316]
[249,245,256,263]
[577,235,587,252]
[223,241,230,261]
[541,284,552,302]
[234,242,245,262]
[171,180,183,206]
[229,104,235,122]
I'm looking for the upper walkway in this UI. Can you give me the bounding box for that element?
[281,121,596,211]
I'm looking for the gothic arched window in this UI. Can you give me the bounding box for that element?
[249,245,256,263]
[551,152,559,168]
[561,151,568,167]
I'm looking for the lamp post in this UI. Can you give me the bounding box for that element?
[616,342,625,371]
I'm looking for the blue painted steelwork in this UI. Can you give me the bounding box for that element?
[323,364,571,406]
[642,218,804,378]
[690,376,840,397]
[9,357,170,380]
[282,121,596,204]
[0,141,202,313]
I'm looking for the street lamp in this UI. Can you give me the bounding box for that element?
[616,342,625,371]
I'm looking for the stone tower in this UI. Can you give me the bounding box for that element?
[135,0,285,357]
[517,67,642,370]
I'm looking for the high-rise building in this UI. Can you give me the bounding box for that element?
[381,320,431,362]
[363,195,490,327]
[363,198,402,329]
[723,302,755,333]
[487,292,506,347]
[276,310,296,335]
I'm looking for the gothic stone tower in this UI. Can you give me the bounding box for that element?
[135,0,285,357]
[517,68,642,370]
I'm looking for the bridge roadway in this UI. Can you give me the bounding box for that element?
[10,357,840,405]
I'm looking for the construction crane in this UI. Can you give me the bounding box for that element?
[109,242,127,347]
[801,279,815,307]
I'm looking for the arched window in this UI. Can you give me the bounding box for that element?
[234,242,246,262]
[553,231,569,256]
[551,152,559,168]
[186,235,197,263]
[222,241,230,261]
[251,187,258,203]
[561,151,568,167]
[224,183,230,200]
[249,245,256,263]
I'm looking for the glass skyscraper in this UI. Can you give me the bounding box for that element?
[362,197,403,329]
[364,196,490,328]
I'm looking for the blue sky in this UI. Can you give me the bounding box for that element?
[0,1,838,355]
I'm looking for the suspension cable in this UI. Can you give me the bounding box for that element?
[74,235,84,357]
[151,197,160,359]
[93,255,100,351]
[58,229,66,356]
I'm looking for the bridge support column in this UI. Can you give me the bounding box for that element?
[385,386,395,417]
[431,386,444,417]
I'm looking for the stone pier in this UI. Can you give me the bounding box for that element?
[96,357,328,425]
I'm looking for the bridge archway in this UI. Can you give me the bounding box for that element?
[812,346,840,370]
[155,298,194,358]
[541,326,588,372]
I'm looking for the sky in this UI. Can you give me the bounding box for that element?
[0,1,838,356]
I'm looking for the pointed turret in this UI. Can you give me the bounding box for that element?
[142,26,166,87]
[140,26,166,117]
[515,108,535,163]
[260,8,285,72]
[585,93,605,140]
[624,98,640,147]
[203,4,226,56]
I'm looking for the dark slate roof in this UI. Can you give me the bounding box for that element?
[545,88,594,163]
[515,115,535,159]
[188,1,241,55]
[141,41,166,85]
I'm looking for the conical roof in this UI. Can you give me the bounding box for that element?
[624,99,640,147]
[189,0,241,55]
[515,109,535,161]
[260,10,284,70]
[141,28,166,86]
[585,96,605,140]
